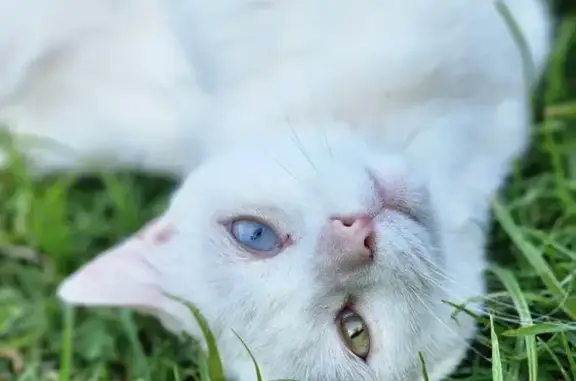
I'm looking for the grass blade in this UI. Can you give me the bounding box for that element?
[119,310,148,380]
[502,323,576,336]
[494,0,536,86]
[418,352,430,381]
[490,314,504,381]
[183,302,225,381]
[492,198,576,319]
[232,330,263,381]
[59,306,75,381]
[491,266,538,381]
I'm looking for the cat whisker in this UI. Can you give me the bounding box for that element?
[406,285,494,364]
[400,241,560,324]
[425,270,548,323]
[392,245,541,325]
[408,277,535,366]
[418,270,541,325]
[415,256,569,325]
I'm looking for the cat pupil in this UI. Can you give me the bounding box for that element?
[350,327,363,339]
[251,228,263,241]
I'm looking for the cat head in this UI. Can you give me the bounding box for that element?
[57,122,481,381]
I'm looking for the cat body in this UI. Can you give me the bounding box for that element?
[1,0,550,180]
[0,0,552,380]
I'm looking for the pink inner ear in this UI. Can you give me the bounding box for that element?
[57,218,174,311]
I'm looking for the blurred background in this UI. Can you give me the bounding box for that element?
[0,1,575,381]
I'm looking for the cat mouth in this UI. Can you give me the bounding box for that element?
[364,234,377,261]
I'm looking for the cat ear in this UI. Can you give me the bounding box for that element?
[57,218,174,312]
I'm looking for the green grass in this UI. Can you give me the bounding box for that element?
[1,3,576,381]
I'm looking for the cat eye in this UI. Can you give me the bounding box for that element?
[338,308,370,360]
[230,218,282,253]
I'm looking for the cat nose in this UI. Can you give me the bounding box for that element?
[329,214,375,268]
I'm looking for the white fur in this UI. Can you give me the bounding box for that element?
[0,0,553,380]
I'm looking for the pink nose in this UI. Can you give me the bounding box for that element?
[326,214,376,270]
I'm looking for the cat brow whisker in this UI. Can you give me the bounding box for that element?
[402,127,426,151]
[322,125,334,160]
[270,155,300,183]
[285,117,319,173]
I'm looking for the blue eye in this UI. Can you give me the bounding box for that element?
[230,219,281,252]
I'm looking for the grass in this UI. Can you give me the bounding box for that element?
[1,3,576,381]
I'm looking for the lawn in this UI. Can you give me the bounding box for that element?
[1,2,576,381]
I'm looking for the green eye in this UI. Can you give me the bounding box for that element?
[338,308,370,359]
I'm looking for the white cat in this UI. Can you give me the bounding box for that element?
[1,0,552,380]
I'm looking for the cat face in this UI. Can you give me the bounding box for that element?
[58,123,480,381]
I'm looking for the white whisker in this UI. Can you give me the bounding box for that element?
[285,118,319,174]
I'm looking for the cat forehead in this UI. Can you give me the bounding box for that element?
[194,129,373,187]
[170,128,383,214]
[223,125,369,166]
[175,155,370,216]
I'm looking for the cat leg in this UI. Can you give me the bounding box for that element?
[0,77,206,178]
[0,0,208,178]
[0,0,118,99]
